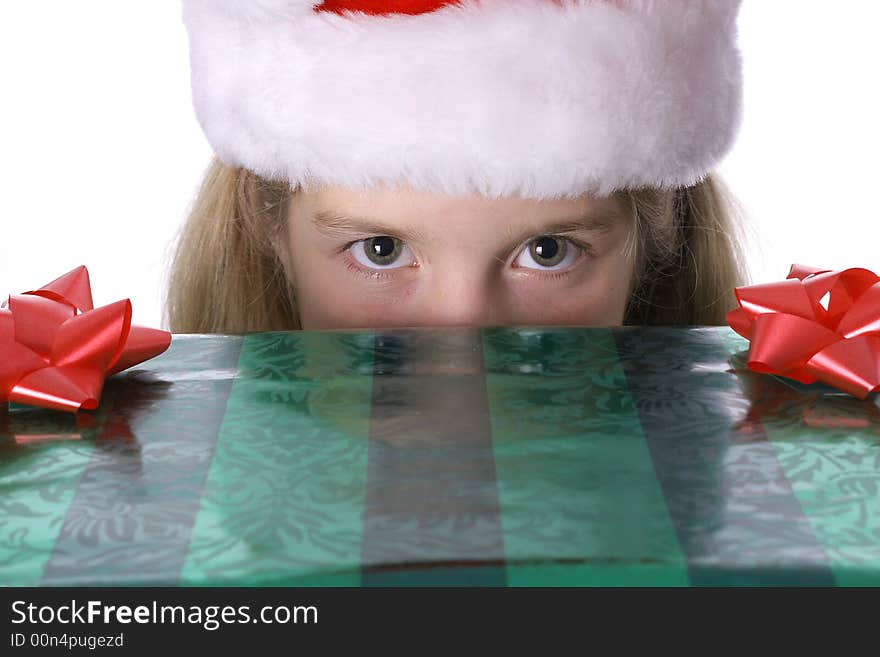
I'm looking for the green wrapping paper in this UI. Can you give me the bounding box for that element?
[1,327,879,586]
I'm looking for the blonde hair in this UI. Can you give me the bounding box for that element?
[165,156,748,333]
[622,174,749,325]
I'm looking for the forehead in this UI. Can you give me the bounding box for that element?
[299,183,629,240]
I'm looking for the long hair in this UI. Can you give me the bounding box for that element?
[165,159,297,333]
[164,157,748,333]
[622,174,749,325]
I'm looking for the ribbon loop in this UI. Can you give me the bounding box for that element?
[9,294,75,354]
[26,265,94,313]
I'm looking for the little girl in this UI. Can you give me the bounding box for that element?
[167,0,747,333]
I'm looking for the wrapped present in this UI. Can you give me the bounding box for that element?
[1,326,879,586]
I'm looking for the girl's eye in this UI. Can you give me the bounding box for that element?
[513,236,580,271]
[349,236,415,270]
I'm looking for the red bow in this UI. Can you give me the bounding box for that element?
[1,266,171,413]
[727,264,880,400]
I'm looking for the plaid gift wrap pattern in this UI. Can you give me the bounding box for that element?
[1,327,879,586]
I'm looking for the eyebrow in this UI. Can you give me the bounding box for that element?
[501,214,621,249]
[312,210,431,244]
[311,207,625,248]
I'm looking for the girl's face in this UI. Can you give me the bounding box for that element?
[286,184,635,330]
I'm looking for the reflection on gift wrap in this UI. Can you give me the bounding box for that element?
[1,406,94,444]
[729,351,880,431]
[1,327,879,586]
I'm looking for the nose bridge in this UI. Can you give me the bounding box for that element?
[417,265,497,328]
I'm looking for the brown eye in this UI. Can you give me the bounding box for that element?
[349,236,415,272]
[529,236,567,267]
[363,236,403,266]
[513,235,581,272]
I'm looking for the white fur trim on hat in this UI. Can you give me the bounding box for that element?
[181,0,743,199]
[210,0,317,22]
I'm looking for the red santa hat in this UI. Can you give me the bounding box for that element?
[181,0,743,199]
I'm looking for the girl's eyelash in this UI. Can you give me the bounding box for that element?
[341,235,593,280]
[344,258,396,280]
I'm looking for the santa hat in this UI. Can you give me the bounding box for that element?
[181,0,743,199]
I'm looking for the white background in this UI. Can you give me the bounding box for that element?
[1,1,878,330]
